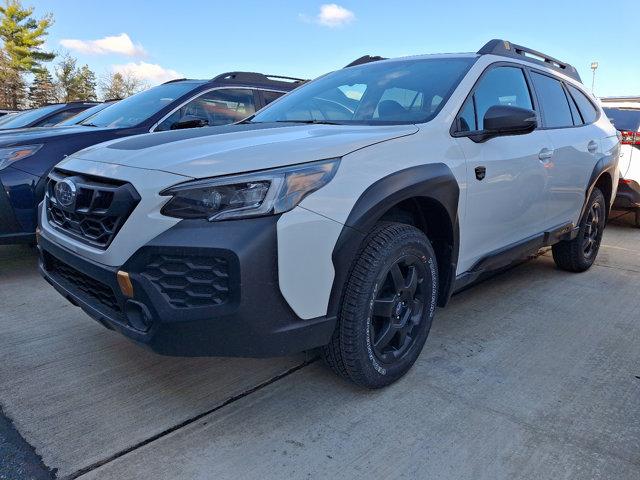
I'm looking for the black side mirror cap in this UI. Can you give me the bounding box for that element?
[467,105,537,143]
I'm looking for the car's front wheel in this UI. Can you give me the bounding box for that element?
[552,187,606,272]
[322,222,439,389]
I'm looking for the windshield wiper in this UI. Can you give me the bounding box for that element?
[81,123,99,127]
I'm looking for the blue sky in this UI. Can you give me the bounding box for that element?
[29,0,638,97]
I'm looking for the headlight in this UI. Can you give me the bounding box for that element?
[0,145,43,170]
[161,158,340,221]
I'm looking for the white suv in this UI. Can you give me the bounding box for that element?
[602,100,640,226]
[38,40,619,388]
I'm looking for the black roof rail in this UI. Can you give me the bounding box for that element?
[344,55,387,68]
[162,78,191,84]
[478,39,581,82]
[211,71,307,88]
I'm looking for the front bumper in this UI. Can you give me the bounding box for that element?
[38,216,336,357]
[614,179,640,209]
[0,167,41,244]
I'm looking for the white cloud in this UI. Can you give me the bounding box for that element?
[300,4,355,28]
[112,61,184,84]
[60,33,145,57]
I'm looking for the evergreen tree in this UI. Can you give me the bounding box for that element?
[76,64,97,101]
[55,54,81,102]
[0,0,55,109]
[28,68,56,107]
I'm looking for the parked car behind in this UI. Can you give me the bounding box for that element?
[0,102,99,131]
[602,100,640,226]
[38,40,619,388]
[0,72,304,244]
[55,100,120,127]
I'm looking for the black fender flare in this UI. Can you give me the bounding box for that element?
[327,163,460,320]
[582,155,617,221]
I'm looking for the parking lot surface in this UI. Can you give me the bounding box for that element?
[1,212,639,479]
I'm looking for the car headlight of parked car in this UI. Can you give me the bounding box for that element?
[0,144,43,170]
[160,158,340,221]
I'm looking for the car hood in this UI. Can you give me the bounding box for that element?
[0,125,115,145]
[66,123,419,178]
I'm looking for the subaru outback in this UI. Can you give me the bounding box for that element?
[38,40,619,388]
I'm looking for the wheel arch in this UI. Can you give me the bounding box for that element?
[584,156,616,221]
[327,163,460,319]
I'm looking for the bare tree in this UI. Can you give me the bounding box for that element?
[99,71,147,100]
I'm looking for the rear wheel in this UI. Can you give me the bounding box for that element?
[635,209,640,228]
[552,188,606,272]
[322,222,439,389]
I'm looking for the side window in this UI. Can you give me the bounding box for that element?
[567,85,598,124]
[566,89,583,126]
[36,109,83,127]
[458,66,533,131]
[156,89,256,131]
[262,90,284,106]
[530,72,573,128]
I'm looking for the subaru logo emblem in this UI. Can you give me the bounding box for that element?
[54,179,77,208]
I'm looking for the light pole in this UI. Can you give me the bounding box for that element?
[590,62,599,94]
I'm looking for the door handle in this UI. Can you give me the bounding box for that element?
[538,148,554,161]
[587,140,598,153]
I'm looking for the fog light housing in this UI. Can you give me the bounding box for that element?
[124,300,152,332]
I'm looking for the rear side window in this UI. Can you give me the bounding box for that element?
[457,66,533,132]
[262,90,284,106]
[568,85,598,124]
[530,72,573,128]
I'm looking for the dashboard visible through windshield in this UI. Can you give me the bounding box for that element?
[251,57,475,125]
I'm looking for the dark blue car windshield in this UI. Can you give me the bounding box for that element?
[81,82,199,129]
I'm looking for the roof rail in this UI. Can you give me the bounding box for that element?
[163,78,190,84]
[344,55,387,68]
[478,39,581,83]
[211,71,307,87]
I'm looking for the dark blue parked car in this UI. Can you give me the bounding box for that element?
[0,72,304,244]
[0,102,100,131]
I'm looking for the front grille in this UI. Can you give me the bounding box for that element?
[141,254,231,308]
[43,252,122,314]
[46,169,140,249]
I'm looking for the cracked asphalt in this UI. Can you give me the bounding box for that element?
[1,211,639,479]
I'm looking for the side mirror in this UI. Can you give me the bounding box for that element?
[171,115,209,130]
[469,105,537,142]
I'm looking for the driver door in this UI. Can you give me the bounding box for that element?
[454,65,551,273]
[154,88,258,131]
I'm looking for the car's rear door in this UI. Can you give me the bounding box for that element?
[530,71,600,228]
[453,64,551,272]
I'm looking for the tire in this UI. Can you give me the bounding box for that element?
[635,209,640,228]
[552,187,606,272]
[322,222,439,389]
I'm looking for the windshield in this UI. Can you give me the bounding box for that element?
[57,102,114,126]
[604,107,640,132]
[0,105,61,129]
[80,82,198,128]
[251,57,475,125]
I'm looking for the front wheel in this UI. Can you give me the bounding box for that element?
[552,187,606,272]
[322,222,439,389]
